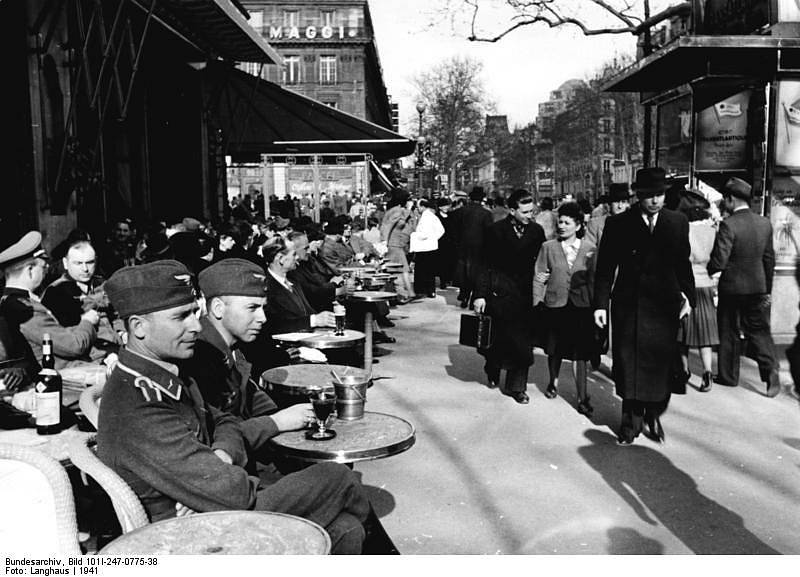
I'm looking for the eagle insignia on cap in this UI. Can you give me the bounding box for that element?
[253,273,266,281]
[174,274,192,284]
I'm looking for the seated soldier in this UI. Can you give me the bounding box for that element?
[41,238,121,357]
[0,232,102,370]
[320,217,361,273]
[187,259,313,479]
[98,260,372,554]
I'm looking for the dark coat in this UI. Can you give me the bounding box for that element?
[473,216,546,367]
[454,201,493,260]
[707,208,774,296]
[264,271,317,334]
[288,256,338,313]
[593,206,695,402]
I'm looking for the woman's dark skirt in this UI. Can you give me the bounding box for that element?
[541,303,595,361]
[678,286,719,347]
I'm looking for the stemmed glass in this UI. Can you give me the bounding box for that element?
[306,386,337,440]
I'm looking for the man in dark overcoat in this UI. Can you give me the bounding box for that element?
[594,168,695,444]
[453,186,494,308]
[473,189,545,404]
[707,177,779,396]
[97,260,371,554]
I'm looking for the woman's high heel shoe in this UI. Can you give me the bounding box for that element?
[577,397,594,417]
[700,371,713,393]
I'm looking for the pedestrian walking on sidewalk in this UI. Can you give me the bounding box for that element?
[534,202,597,416]
[452,187,493,308]
[593,168,695,445]
[473,189,545,404]
[380,188,416,303]
[707,177,780,397]
[676,191,719,392]
[410,199,444,298]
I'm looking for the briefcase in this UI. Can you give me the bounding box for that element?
[459,313,494,349]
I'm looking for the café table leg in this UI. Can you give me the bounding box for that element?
[363,309,374,369]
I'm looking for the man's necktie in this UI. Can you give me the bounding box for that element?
[647,214,655,234]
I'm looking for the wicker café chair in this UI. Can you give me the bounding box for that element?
[67,435,149,534]
[0,443,82,555]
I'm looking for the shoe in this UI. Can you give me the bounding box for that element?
[646,417,665,443]
[459,300,468,309]
[766,371,781,398]
[426,293,436,298]
[577,397,594,417]
[487,380,498,389]
[544,384,558,399]
[699,371,712,393]
[376,318,395,328]
[373,333,396,345]
[617,431,635,445]
[509,391,530,404]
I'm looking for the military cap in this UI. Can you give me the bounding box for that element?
[106,260,196,318]
[182,217,202,232]
[631,167,667,198]
[198,258,267,300]
[722,177,751,200]
[0,231,48,269]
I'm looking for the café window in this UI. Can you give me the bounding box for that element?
[283,10,299,27]
[319,56,337,85]
[283,55,301,84]
[321,9,336,27]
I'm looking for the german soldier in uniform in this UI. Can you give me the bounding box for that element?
[98,260,371,553]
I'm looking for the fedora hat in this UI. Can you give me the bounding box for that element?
[722,177,751,200]
[631,167,667,198]
[608,182,632,202]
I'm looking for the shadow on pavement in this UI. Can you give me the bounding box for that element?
[445,344,486,384]
[784,437,800,451]
[606,527,665,554]
[579,429,780,554]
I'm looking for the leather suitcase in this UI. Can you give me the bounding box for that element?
[459,313,494,349]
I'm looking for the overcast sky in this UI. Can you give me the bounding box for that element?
[369,0,659,132]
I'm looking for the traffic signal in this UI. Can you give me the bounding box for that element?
[424,141,431,160]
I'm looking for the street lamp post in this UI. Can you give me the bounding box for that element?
[415,101,426,194]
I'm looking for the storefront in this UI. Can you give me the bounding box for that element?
[604,2,800,341]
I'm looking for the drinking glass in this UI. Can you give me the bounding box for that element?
[306,386,336,440]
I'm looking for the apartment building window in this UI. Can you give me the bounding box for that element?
[248,10,263,33]
[321,9,336,27]
[319,55,337,85]
[283,10,299,27]
[602,137,612,154]
[283,55,301,84]
[603,159,611,173]
[601,118,612,133]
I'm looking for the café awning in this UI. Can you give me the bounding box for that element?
[131,0,281,63]
[206,64,417,162]
[603,35,800,94]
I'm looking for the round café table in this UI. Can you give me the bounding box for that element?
[271,328,365,350]
[347,290,396,369]
[270,411,415,465]
[0,426,92,465]
[261,363,370,407]
[98,511,330,555]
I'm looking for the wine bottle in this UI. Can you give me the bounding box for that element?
[35,333,62,435]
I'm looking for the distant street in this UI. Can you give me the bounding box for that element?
[356,288,800,555]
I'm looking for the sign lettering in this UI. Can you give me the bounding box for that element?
[268,25,356,41]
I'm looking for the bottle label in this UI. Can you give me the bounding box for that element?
[43,343,52,356]
[35,392,60,426]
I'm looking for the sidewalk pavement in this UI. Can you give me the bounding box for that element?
[353,288,800,555]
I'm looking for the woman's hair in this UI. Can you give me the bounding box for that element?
[418,198,434,210]
[386,187,410,209]
[684,206,711,222]
[557,202,584,229]
[539,196,554,211]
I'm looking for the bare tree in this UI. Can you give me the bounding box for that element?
[459,0,690,44]
[413,56,494,190]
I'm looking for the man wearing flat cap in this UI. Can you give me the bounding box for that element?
[97,260,372,554]
[594,167,695,445]
[708,177,780,397]
[0,231,101,371]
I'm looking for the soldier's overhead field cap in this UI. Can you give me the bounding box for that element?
[198,258,267,300]
[0,231,49,268]
[105,260,196,318]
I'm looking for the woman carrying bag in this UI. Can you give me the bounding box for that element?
[410,199,445,298]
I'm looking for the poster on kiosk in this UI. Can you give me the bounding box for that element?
[694,90,750,172]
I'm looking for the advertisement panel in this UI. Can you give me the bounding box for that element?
[694,90,750,171]
[775,80,800,169]
[657,94,692,176]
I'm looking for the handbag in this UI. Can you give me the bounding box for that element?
[459,313,494,349]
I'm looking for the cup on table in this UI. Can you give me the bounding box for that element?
[333,303,346,336]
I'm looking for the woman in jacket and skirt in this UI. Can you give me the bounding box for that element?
[534,202,597,416]
[677,193,719,392]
